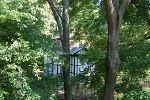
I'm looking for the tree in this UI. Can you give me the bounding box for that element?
[70,0,150,99]
[103,0,131,99]
[0,0,54,99]
[47,0,72,99]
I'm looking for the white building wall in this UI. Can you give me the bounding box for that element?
[44,55,89,76]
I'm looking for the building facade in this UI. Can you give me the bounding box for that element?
[44,35,89,76]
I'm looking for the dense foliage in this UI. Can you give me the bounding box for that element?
[1,0,150,99]
[0,0,56,99]
[70,0,150,99]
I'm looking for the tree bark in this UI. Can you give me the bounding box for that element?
[62,0,72,100]
[47,0,72,99]
[102,0,131,100]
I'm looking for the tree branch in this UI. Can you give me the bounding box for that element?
[119,0,131,19]
[47,0,63,20]
[104,0,115,23]
[112,0,119,12]
[55,6,63,20]
[47,0,63,43]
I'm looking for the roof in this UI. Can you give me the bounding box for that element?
[70,46,83,55]
[52,34,84,55]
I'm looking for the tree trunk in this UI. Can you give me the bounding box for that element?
[47,0,72,99]
[62,0,72,100]
[103,27,120,100]
[102,0,131,99]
